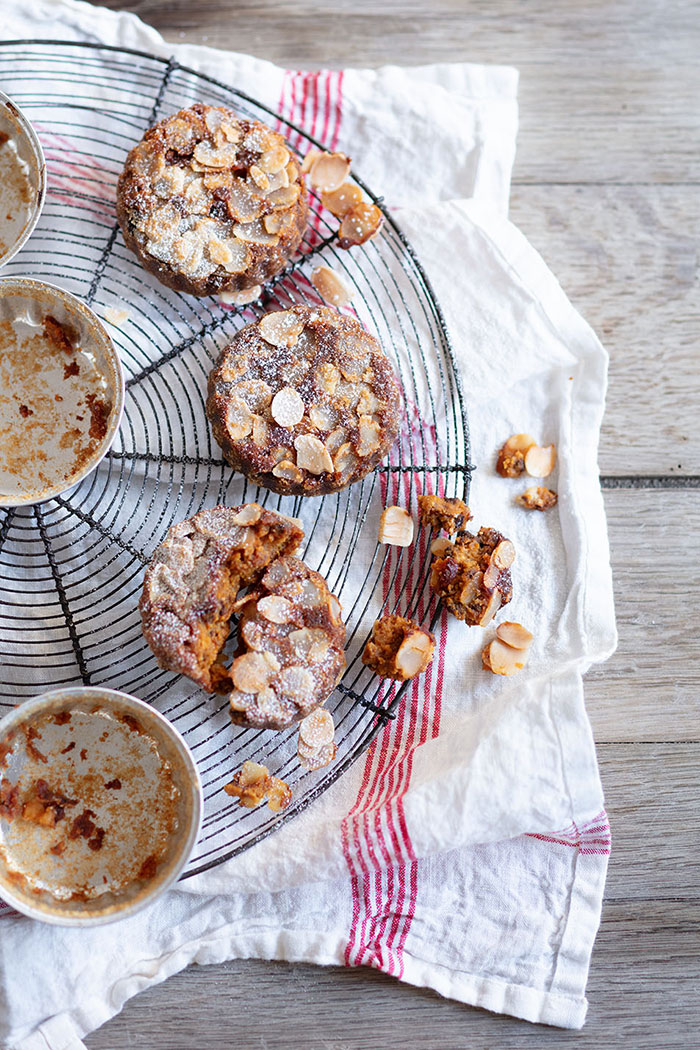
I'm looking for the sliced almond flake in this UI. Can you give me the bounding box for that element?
[218,284,261,307]
[294,434,334,475]
[483,560,501,591]
[300,150,322,175]
[271,386,305,427]
[267,184,301,209]
[259,310,305,348]
[357,415,382,456]
[504,433,536,453]
[241,619,266,651]
[252,415,269,446]
[430,537,452,557]
[492,539,516,569]
[396,630,435,678]
[482,638,528,676]
[220,122,242,143]
[311,265,354,307]
[321,182,363,218]
[328,594,343,625]
[276,665,315,699]
[225,396,253,440]
[203,171,233,192]
[299,708,335,748]
[230,504,262,525]
[333,442,358,476]
[266,776,292,811]
[226,179,266,223]
[238,759,269,786]
[193,140,240,168]
[259,144,290,174]
[233,221,280,246]
[338,203,384,248]
[232,651,280,694]
[308,151,351,191]
[249,164,270,191]
[228,690,250,712]
[298,741,337,771]
[308,403,337,431]
[357,387,380,416]
[496,621,534,650]
[204,108,227,134]
[103,306,130,327]
[272,460,303,483]
[264,211,293,235]
[378,506,414,547]
[316,362,340,395]
[325,427,345,454]
[524,443,557,478]
[257,594,294,624]
[477,588,502,627]
[265,168,290,192]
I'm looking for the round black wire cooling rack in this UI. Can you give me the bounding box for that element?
[0,41,472,876]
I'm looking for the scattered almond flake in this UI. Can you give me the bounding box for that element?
[257,594,294,624]
[276,665,315,699]
[477,588,502,626]
[378,506,414,547]
[270,386,305,427]
[496,622,534,650]
[357,416,382,456]
[328,594,343,625]
[308,151,351,191]
[238,759,269,786]
[259,144,290,174]
[338,203,384,248]
[496,433,536,477]
[259,310,305,348]
[249,164,270,190]
[430,536,451,556]
[298,741,337,771]
[308,403,336,431]
[482,637,529,676]
[265,168,290,192]
[224,761,291,811]
[396,629,436,679]
[204,107,227,134]
[294,434,334,474]
[193,140,240,168]
[333,442,358,476]
[220,122,242,144]
[321,182,364,218]
[267,184,301,209]
[300,150,322,175]
[232,220,280,246]
[299,708,335,749]
[225,179,266,223]
[225,396,253,440]
[218,284,262,307]
[524,443,557,478]
[492,539,516,569]
[231,651,280,693]
[266,776,293,811]
[264,211,292,235]
[516,486,558,511]
[272,460,304,483]
[103,306,130,326]
[230,504,262,526]
[311,265,354,306]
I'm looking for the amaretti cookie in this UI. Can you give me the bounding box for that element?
[140,503,303,691]
[116,104,308,297]
[206,305,402,496]
[230,556,346,730]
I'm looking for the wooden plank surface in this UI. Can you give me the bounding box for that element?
[75,1,699,1047]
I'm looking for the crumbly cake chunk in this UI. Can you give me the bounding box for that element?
[229,556,346,730]
[516,486,558,511]
[418,494,472,534]
[206,305,402,496]
[429,527,515,626]
[116,104,308,297]
[224,760,291,812]
[140,503,303,691]
[362,614,435,681]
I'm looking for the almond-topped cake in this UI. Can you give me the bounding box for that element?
[428,527,515,626]
[231,557,346,730]
[139,504,303,691]
[206,305,402,496]
[116,104,308,297]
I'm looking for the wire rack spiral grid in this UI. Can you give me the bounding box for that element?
[0,41,472,877]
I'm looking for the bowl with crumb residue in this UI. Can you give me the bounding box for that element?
[0,278,125,507]
[0,91,46,268]
[0,688,203,925]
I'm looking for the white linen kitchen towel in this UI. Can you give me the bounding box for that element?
[0,1,616,1046]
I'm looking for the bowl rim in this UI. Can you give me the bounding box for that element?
[0,89,47,268]
[0,276,126,508]
[0,687,203,926]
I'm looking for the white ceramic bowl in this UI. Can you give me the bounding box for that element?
[0,90,46,268]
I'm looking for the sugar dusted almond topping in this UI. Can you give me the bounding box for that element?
[218,284,262,307]
[220,122,242,143]
[482,638,528,676]
[230,503,262,526]
[266,776,292,812]
[338,203,383,248]
[294,434,334,474]
[259,310,305,348]
[231,651,280,693]
[328,594,343,625]
[272,460,303,483]
[276,665,315,699]
[259,144,290,174]
[395,629,435,679]
[264,211,293,235]
[271,386,305,427]
[524,444,557,478]
[357,416,382,456]
[257,594,294,624]
[321,182,364,218]
[233,221,280,246]
[492,539,516,569]
[225,396,253,440]
[252,415,269,446]
[193,140,239,168]
[308,151,351,191]
[267,184,301,209]
[317,362,340,395]
[249,164,270,190]
[311,265,354,306]
[300,150,322,175]
[496,621,534,650]
[299,708,335,749]
[378,506,414,547]
[238,760,269,787]
[103,306,130,326]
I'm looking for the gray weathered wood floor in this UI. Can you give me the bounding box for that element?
[84,1,699,1046]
